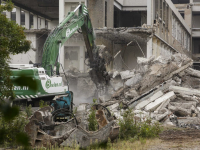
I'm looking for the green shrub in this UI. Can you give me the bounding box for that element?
[119,109,139,139]
[25,104,32,117]
[119,109,162,140]
[39,100,48,108]
[88,99,98,131]
[0,111,29,148]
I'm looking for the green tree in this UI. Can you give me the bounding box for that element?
[0,0,31,149]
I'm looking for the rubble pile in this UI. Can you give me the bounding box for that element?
[100,53,200,128]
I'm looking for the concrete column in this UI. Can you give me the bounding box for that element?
[59,0,65,71]
[16,7,21,25]
[38,17,40,29]
[79,46,85,73]
[147,38,153,58]
[33,15,37,29]
[41,18,45,28]
[6,11,11,19]
[147,0,153,26]
[59,0,65,23]
[25,11,30,29]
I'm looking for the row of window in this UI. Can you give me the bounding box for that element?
[1,10,48,29]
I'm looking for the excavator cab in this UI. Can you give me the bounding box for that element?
[51,91,73,122]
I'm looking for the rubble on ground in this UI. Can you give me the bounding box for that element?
[25,104,119,148]
[99,53,200,129]
[25,52,200,148]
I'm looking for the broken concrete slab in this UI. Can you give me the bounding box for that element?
[125,73,142,87]
[169,86,200,97]
[154,99,170,114]
[128,80,172,109]
[170,102,197,109]
[120,70,135,80]
[125,88,138,99]
[155,108,170,121]
[138,62,179,94]
[135,91,164,110]
[145,91,176,112]
[153,55,171,64]
[181,75,200,89]
[185,68,200,78]
[112,71,120,78]
[138,65,149,74]
[176,94,199,103]
[168,103,191,117]
[163,61,193,81]
[137,56,154,65]
[110,79,123,91]
[107,103,119,111]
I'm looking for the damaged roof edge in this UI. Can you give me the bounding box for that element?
[95,27,154,43]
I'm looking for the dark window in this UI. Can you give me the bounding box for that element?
[11,12,16,22]
[45,20,48,29]
[171,0,189,4]
[194,0,200,2]
[105,1,107,27]
[21,11,25,25]
[179,11,185,19]
[114,6,120,28]
[193,63,200,70]
[192,38,200,54]
[30,14,33,28]
[120,11,142,27]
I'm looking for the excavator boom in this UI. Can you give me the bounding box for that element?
[42,4,109,87]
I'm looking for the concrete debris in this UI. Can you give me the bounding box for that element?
[155,108,171,121]
[125,73,142,87]
[120,70,135,80]
[100,53,200,129]
[185,68,200,78]
[112,70,120,78]
[107,103,119,111]
[153,55,171,64]
[24,52,200,149]
[135,91,163,110]
[154,99,170,114]
[145,91,176,112]
[169,86,200,97]
[110,78,124,91]
[125,88,138,99]
[168,103,192,117]
[137,56,154,65]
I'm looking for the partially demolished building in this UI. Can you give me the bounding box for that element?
[3,0,194,71]
[1,0,200,102]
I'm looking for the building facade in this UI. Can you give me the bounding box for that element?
[2,0,198,71]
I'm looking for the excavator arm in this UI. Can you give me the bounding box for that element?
[42,4,109,87]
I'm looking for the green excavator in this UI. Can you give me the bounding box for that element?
[9,4,110,106]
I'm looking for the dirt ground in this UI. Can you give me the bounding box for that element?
[148,128,200,150]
